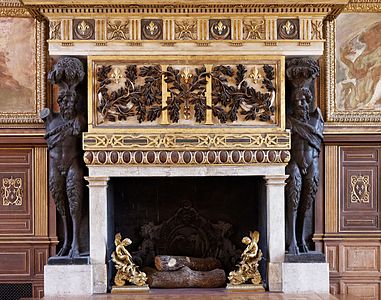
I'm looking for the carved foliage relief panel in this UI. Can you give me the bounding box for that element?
[0,6,46,125]
[340,147,380,231]
[91,56,284,129]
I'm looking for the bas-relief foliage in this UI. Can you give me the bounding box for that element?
[336,13,381,112]
[0,17,36,113]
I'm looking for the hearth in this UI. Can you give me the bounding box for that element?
[106,176,268,290]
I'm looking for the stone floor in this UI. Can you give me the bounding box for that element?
[36,290,360,300]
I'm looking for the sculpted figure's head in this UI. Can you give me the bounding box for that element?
[58,88,77,120]
[292,87,312,122]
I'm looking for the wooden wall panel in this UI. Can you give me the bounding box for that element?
[343,244,381,273]
[0,247,31,277]
[324,141,381,299]
[0,149,34,235]
[341,281,380,299]
[326,244,339,273]
[340,147,381,232]
[0,143,53,298]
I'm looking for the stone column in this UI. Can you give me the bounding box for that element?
[264,175,288,292]
[86,176,110,294]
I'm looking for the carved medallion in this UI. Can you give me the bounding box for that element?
[175,20,197,40]
[243,19,265,40]
[350,175,370,203]
[73,19,95,40]
[107,20,129,40]
[49,20,61,40]
[141,19,163,40]
[209,19,231,40]
[277,19,299,39]
[1,177,23,206]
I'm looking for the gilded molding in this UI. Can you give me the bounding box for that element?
[0,7,30,17]
[84,150,291,165]
[344,2,381,12]
[83,133,291,151]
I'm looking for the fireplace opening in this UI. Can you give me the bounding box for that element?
[106,176,268,290]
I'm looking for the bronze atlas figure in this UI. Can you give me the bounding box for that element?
[285,58,323,255]
[41,57,85,258]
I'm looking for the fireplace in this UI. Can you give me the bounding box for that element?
[106,176,268,289]
[35,0,340,290]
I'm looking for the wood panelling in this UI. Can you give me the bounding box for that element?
[326,245,339,273]
[343,245,380,273]
[339,146,381,232]
[325,145,338,233]
[33,282,44,298]
[34,147,48,236]
[330,281,340,295]
[341,281,380,299]
[324,141,381,299]
[0,247,31,277]
[0,144,53,298]
[0,148,34,235]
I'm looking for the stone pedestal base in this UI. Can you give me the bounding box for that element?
[44,265,93,296]
[282,263,329,293]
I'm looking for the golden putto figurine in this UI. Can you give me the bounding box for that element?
[111,233,148,287]
[228,231,263,286]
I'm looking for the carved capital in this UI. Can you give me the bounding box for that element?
[286,58,319,89]
[85,176,110,187]
[264,175,289,186]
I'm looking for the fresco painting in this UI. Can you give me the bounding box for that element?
[336,13,381,112]
[0,17,36,113]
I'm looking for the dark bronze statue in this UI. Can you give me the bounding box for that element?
[41,57,85,258]
[285,58,323,255]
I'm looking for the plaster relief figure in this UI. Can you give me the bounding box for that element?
[41,57,85,258]
[285,58,323,255]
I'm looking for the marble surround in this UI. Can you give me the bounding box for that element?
[85,165,289,294]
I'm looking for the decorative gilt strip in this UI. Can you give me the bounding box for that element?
[205,65,213,125]
[130,19,140,40]
[161,64,170,125]
[83,133,291,150]
[0,7,31,17]
[325,145,338,233]
[344,3,381,12]
[84,150,290,166]
[164,19,175,40]
[95,19,106,41]
[265,17,277,40]
[34,147,48,236]
[231,18,242,40]
[198,19,208,40]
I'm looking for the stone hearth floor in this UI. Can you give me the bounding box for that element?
[32,290,359,300]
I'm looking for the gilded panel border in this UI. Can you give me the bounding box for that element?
[324,3,381,130]
[0,6,47,126]
[87,55,285,134]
